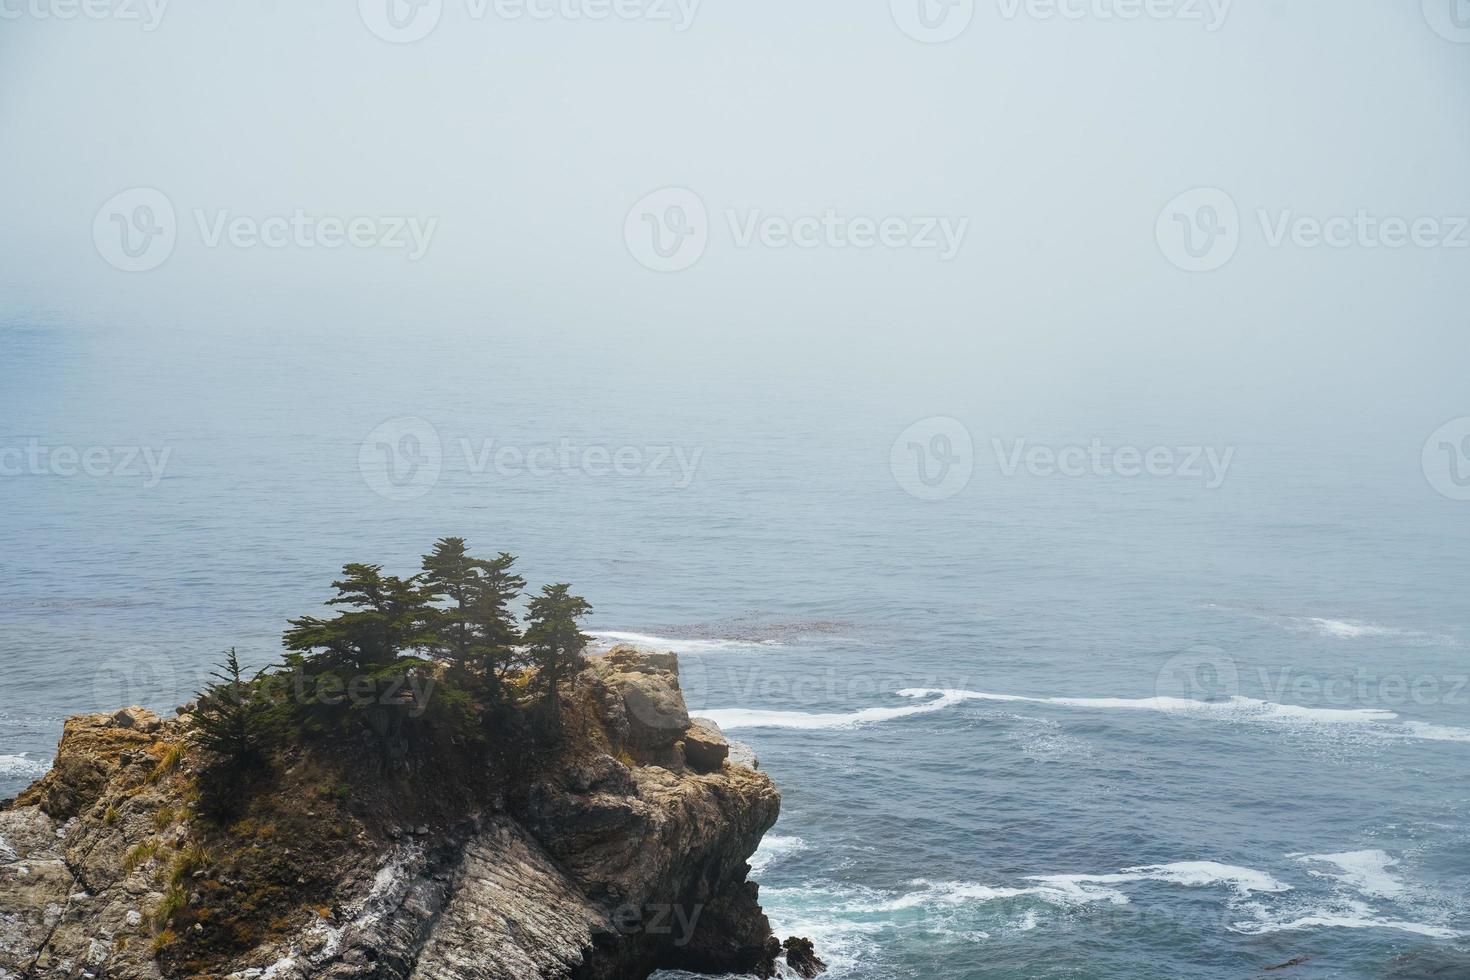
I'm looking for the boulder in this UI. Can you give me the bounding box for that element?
[110,706,162,733]
[728,739,760,770]
[684,717,730,773]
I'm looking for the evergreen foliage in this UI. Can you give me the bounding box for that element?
[420,537,526,697]
[204,540,593,766]
[283,563,432,671]
[192,648,276,770]
[523,583,593,728]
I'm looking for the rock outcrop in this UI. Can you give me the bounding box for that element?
[681,720,730,774]
[0,647,814,979]
[782,937,827,979]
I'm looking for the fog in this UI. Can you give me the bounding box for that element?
[2,0,1468,431]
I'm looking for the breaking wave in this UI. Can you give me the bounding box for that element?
[699,690,978,730]
[591,622,854,655]
[704,687,1470,753]
[899,689,1398,725]
[701,688,1413,733]
[590,631,780,653]
[750,835,807,876]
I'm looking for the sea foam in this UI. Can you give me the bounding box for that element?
[899,689,1398,726]
[590,631,777,653]
[1401,721,1470,743]
[1301,618,1399,639]
[1292,850,1405,899]
[750,835,807,875]
[701,688,1407,732]
[1274,614,1455,646]
[702,687,1470,752]
[1027,861,1291,899]
[0,753,51,779]
[1232,898,1461,940]
[758,883,888,975]
[754,851,1460,968]
[700,690,977,730]
[907,878,1130,908]
[1214,604,1457,646]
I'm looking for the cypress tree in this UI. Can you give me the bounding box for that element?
[421,539,525,699]
[523,583,592,729]
[283,563,431,673]
[469,551,526,700]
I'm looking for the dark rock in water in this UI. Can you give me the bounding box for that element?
[684,717,731,773]
[784,936,827,977]
[1384,949,1470,978]
[0,647,812,980]
[1263,956,1309,971]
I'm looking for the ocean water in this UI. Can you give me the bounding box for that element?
[3,321,1469,979]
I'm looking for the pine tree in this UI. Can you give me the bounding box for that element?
[420,537,475,666]
[523,583,592,728]
[283,563,431,672]
[469,551,526,698]
[191,649,275,772]
[421,539,525,698]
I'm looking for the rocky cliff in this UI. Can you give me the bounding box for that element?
[0,647,820,980]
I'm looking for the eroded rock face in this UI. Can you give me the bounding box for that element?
[0,648,817,980]
[589,648,690,769]
[2,708,184,980]
[14,708,165,820]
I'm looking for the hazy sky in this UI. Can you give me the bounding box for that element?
[2,0,1468,426]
